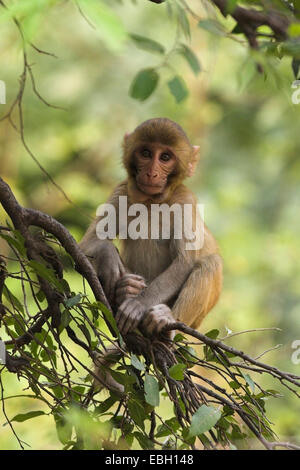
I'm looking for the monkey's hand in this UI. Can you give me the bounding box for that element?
[141,304,176,340]
[115,297,146,335]
[115,274,146,307]
[93,241,125,305]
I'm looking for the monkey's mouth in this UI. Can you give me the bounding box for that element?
[137,182,164,192]
[141,183,162,188]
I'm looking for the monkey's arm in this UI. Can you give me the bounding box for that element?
[115,226,222,335]
[79,184,126,305]
[139,256,191,307]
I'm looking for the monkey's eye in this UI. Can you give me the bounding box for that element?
[141,149,151,158]
[160,153,171,162]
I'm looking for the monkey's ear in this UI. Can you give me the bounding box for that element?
[187,146,200,177]
[123,132,130,143]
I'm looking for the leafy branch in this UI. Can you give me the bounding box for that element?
[1,176,300,450]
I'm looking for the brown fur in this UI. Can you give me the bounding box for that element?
[80,118,222,389]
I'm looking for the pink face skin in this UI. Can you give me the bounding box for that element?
[134,143,177,196]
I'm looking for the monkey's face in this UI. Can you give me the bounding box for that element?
[133,143,177,196]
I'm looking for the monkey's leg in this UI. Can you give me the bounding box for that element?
[92,274,146,395]
[171,254,223,330]
[93,343,124,394]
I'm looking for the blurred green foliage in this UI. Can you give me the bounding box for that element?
[0,0,300,449]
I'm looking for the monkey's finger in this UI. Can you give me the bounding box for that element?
[116,303,135,333]
[121,273,145,282]
[116,313,129,335]
[141,315,152,331]
[119,317,133,335]
[155,314,175,333]
[145,316,162,335]
[117,283,145,295]
[115,300,129,325]
[121,312,139,335]
[115,292,135,305]
[117,277,146,290]
[123,306,144,335]
[115,306,126,326]
[118,261,126,277]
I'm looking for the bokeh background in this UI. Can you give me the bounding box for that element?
[0,0,300,449]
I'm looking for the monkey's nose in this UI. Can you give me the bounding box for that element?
[147,170,158,178]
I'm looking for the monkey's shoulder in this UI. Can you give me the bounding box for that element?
[111,180,128,196]
[167,184,196,206]
[106,181,129,205]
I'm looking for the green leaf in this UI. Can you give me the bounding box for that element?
[176,4,191,40]
[99,302,119,336]
[54,412,73,445]
[95,395,118,415]
[71,386,86,401]
[280,39,300,58]
[130,68,159,101]
[231,23,243,34]
[65,294,81,308]
[124,433,134,448]
[22,10,42,43]
[144,374,160,407]
[60,310,72,329]
[131,354,145,371]
[229,380,241,390]
[288,23,300,38]
[130,34,165,54]
[156,417,180,437]
[198,19,226,36]
[41,349,54,363]
[231,422,246,440]
[35,329,54,349]
[3,286,24,314]
[128,400,147,429]
[292,58,300,78]
[0,0,49,42]
[14,317,26,336]
[177,345,197,366]
[77,0,127,52]
[110,370,136,385]
[9,410,45,423]
[52,385,64,399]
[60,279,71,294]
[133,431,154,450]
[168,363,186,381]
[168,75,188,103]
[173,333,185,342]
[78,324,92,346]
[242,372,255,393]
[28,260,64,293]
[225,0,238,14]
[189,405,221,437]
[111,415,133,434]
[36,289,45,302]
[0,233,25,256]
[204,329,219,339]
[178,44,201,76]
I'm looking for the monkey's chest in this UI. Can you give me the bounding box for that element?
[121,238,173,282]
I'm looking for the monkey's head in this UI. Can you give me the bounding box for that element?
[123,118,199,199]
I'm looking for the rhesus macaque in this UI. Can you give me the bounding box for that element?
[80,118,222,390]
